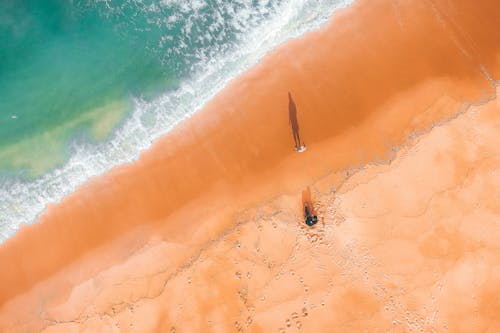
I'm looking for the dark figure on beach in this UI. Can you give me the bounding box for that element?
[304,203,318,226]
[302,186,318,226]
[288,92,302,149]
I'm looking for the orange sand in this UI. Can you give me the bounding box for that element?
[1,0,500,332]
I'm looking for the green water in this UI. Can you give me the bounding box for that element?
[0,0,174,176]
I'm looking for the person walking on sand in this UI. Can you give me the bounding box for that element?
[288,92,304,151]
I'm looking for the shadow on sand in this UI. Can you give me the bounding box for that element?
[288,92,303,150]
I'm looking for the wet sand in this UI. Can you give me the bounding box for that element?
[1,0,500,332]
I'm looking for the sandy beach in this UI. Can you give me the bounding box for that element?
[1,0,499,332]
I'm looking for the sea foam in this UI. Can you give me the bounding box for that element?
[0,0,354,243]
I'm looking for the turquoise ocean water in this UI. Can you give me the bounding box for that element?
[1,0,170,176]
[0,0,353,241]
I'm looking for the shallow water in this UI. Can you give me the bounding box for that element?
[0,0,174,175]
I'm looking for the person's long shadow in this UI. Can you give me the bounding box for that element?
[288,92,302,149]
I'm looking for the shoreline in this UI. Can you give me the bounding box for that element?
[0,0,355,242]
[1,0,499,331]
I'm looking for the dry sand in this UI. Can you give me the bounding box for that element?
[1,0,499,332]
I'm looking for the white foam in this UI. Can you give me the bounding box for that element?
[0,0,354,243]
